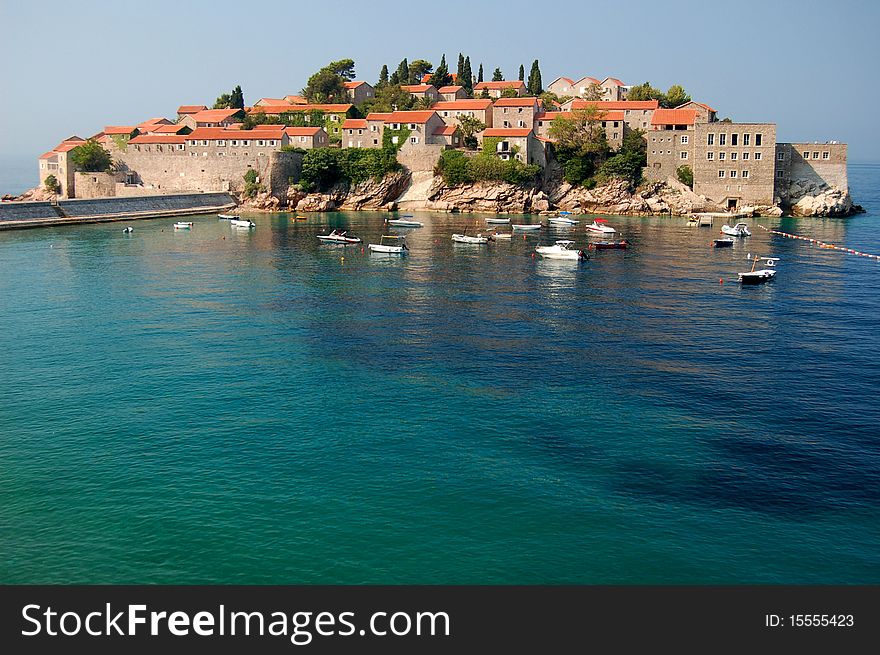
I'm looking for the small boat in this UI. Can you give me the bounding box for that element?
[230,219,256,228]
[721,222,752,237]
[122,226,133,234]
[368,235,408,254]
[535,240,586,260]
[173,222,193,229]
[486,217,510,224]
[713,238,735,248]
[317,229,361,244]
[585,219,616,234]
[295,215,308,221]
[452,233,489,244]
[217,214,236,220]
[512,223,542,231]
[386,218,423,227]
[491,232,513,240]
[738,255,779,284]
[558,211,572,215]
[548,216,579,225]
[591,239,629,250]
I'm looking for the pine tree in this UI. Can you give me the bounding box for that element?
[395,59,409,86]
[478,64,483,83]
[518,65,525,81]
[461,56,473,96]
[378,64,389,87]
[492,67,503,82]
[429,54,451,89]
[527,59,543,95]
[231,85,244,109]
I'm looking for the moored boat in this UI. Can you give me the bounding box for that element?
[512,223,542,231]
[386,218,423,227]
[585,219,616,234]
[738,255,779,284]
[230,219,256,228]
[173,222,193,229]
[122,226,133,234]
[535,240,586,260]
[317,229,361,244]
[721,222,751,237]
[368,235,408,254]
[713,238,735,248]
[486,218,510,224]
[217,213,236,220]
[452,233,489,244]
[591,239,629,250]
[548,216,579,225]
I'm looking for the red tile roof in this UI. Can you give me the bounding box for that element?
[128,134,187,145]
[103,126,136,135]
[342,119,368,129]
[54,142,82,153]
[188,127,286,140]
[602,77,625,86]
[474,80,526,90]
[432,99,493,111]
[248,104,352,114]
[283,95,308,105]
[678,101,716,113]
[39,151,57,160]
[343,81,368,89]
[384,111,437,124]
[483,128,532,137]
[366,112,393,121]
[145,123,188,134]
[190,108,241,123]
[433,125,458,136]
[284,127,323,136]
[571,99,659,111]
[550,77,575,86]
[137,117,172,127]
[438,85,463,93]
[421,73,458,84]
[493,97,541,107]
[255,98,287,106]
[650,108,697,126]
[177,105,206,114]
[400,84,435,93]
[573,77,600,86]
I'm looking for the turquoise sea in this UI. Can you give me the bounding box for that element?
[1,165,879,584]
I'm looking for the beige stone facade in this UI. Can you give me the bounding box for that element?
[433,100,494,129]
[344,81,375,106]
[473,80,526,99]
[774,142,848,195]
[492,97,542,131]
[481,129,546,167]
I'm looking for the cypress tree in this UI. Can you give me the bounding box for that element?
[492,67,503,82]
[395,58,409,86]
[478,63,483,83]
[378,64,389,87]
[527,59,543,95]
[518,64,525,81]
[429,54,451,89]
[462,56,473,96]
[457,53,464,80]
[231,85,244,109]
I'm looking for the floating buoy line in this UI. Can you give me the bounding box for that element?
[757,224,880,261]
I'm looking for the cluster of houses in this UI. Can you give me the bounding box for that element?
[37,73,846,210]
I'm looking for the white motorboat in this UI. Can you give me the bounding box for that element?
[217,213,236,220]
[452,233,489,244]
[491,232,513,239]
[386,218,423,227]
[173,222,193,229]
[721,222,751,237]
[585,219,616,234]
[738,255,779,284]
[486,218,510,224]
[317,229,361,244]
[230,219,256,228]
[535,240,586,260]
[122,226,133,233]
[548,216,579,225]
[512,223,542,231]
[368,235,408,254]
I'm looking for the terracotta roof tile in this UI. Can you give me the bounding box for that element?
[190,108,241,122]
[400,84,435,93]
[284,127,322,136]
[187,127,285,140]
[438,85,463,93]
[483,128,532,137]
[493,97,541,107]
[366,112,393,121]
[432,99,493,111]
[343,81,368,89]
[128,134,187,145]
[421,73,458,84]
[571,99,659,111]
[474,81,526,90]
[248,104,352,114]
[650,108,697,126]
[384,111,437,124]
[177,105,206,114]
[39,151,57,159]
[433,125,458,136]
[103,126,136,135]
[342,119,368,129]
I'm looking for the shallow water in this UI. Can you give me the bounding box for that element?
[1,165,878,583]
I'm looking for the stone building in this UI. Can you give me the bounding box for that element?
[774,142,848,198]
[492,97,542,131]
[599,77,627,101]
[432,99,494,129]
[534,109,627,149]
[179,108,243,130]
[342,119,370,148]
[473,80,527,99]
[344,81,375,106]
[567,99,659,132]
[438,85,467,101]
[37,137,84,198]
[675,101,717,124]
[480,128,546,167]
[400,84,440,103]
[546,77,576,97]
[246,103,355,140]
[177,105,206,121]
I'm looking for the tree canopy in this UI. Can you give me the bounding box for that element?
[409,59,433,84]
[303,59,356,103]
[527,60,543,95]
[492,67,504,82]
[69,140,112,172]
[627,81,693,108]
[393,59,409,86]
[428,54,451,88]
[461,56,473,95]
[378,64,389,87]
[213,85,244,109]
[518,64,525,81]
[362,84,417,113]
[477,63,484,83]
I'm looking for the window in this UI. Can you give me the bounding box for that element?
[731,152,738,160]
[742,170,749,178]
[613,132,619,140]
[742,152,749,160]
[719,134,726,145]
[755,134,762,146]
[218,140,225,146]
[443,111,448,117]
[718,170,725,178]
[731,134,738,146]
[518,120,526,128]
[410,136,418,144]
[231,140,238,146]
[242,140,250,146]
[681,135,689,144]
[755,152,762,160]
[777,170,785,178]
[813,151,820,159]
[373,139,378,145]
[777,152,785,160]
[823,151,830,159]
[177,144,184,151]
[719,152,726,161]
[614,121,619,128]
[707,152,714,160]
[730,170,737,178]
[257,140,265,146]
[503,108,509,114]
[680,151,688,160]
[408,123,417,129]
[270,140,277,146]
[391,123,400,130]
[202,140,209,146]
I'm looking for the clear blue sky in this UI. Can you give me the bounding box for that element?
[1,0,878,161]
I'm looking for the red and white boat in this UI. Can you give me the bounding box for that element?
[585,219,616,234]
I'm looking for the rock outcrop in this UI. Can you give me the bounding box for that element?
[780,179,853,217]
[14,187,57,202]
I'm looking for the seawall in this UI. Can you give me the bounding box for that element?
[0,192,236,231]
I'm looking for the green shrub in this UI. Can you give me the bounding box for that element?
[435,148,539,187]
[676,164,693,188]
[43,174,60,193]
[299,146,402,191]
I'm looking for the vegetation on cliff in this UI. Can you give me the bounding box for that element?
[69,140,112,173]
[435,148,540,187]
[303,59,356,104]
[627,81,692,108]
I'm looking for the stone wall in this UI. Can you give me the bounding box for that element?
[776,142,847,192]
[73,172,124,198]
[645,128,692,183]
[397,142,445,172]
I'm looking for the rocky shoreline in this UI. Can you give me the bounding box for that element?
[235,168,860,218]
